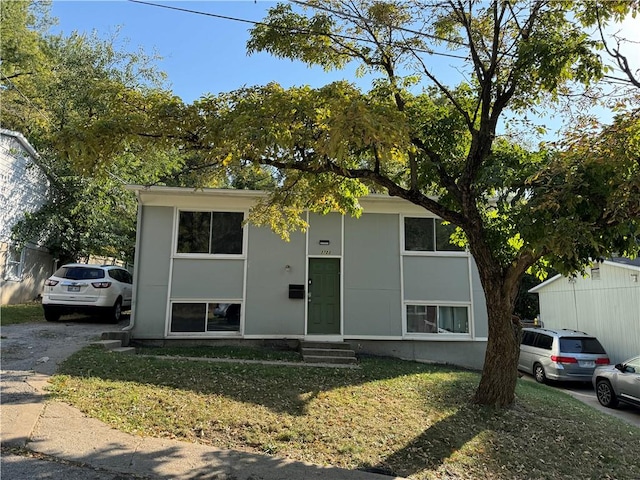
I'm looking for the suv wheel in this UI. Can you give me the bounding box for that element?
[43,306,61,322]
[104,298,122,324]
[596,379,619,408]
[533,363,547,384]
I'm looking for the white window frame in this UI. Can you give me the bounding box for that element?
[400,215,468,257]
[4,246,25,281]
[173,209,247,259]
[403,301,472,338]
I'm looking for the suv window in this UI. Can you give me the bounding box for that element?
[559,337,606,354]
[108,270,122,282]
[533,333,553,350]
[55,266,105,280]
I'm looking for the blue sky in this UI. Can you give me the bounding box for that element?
[50,1,382,103]
[48,1,637,142]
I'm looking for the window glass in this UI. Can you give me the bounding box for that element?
[406,305,469,334]
[207,303,241,331]
[211,212,244,254]
[177,211,244,254]
[435,222,464,251]
[438,306,469,333]
[55,266,105,280]
[177,211,211,253]
[407,305,437,333]
[404,218,464,252]
[171,303,206,332]
[559,337,606,354]
[624,357,640,373]
[108,270,122,282]
[404,218,434,251]
[521,331,535,346]
[534,334,553,350]
[171,302,241,333]
[4,246,24,280]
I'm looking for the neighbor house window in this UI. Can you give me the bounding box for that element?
[4,246,25,281]
[404,217,464,252]
[177,211,244,254]
[406,304,469,334]
[170,302,241,333]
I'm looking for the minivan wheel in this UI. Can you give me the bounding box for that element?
[533,363,547,384]
[43,306,60,322]
[596,379,619,408]
[104,298,122,324]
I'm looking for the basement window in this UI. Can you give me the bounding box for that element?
[406,304,469,334]
[170,302,241,333]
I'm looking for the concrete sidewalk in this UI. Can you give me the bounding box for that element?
[2,374,404,480]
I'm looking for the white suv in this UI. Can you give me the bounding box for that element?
[42,264,133,323]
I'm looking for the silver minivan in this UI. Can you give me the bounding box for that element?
[518,328,610,383]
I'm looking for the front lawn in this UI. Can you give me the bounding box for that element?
[1,302,45,325]
[49,347,640,479]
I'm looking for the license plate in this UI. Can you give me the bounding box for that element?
[68,286,80,292]
[579,361,594,368]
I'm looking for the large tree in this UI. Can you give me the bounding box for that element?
[1,1,183,263]
[46,1,639,406]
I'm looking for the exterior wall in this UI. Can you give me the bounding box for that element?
[535,263,640,364]
[0,130,53,305]
[130,206,173,338]
[171,259,244,298]
[351,340,487,370]
[403,256,470,301]
[470,260,489,338]
[128,188,489,367]
[0,243,54,304]
[343,213,402,336]
[308,213,342,256]
[245,226,306,336]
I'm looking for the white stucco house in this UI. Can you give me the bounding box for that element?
[529,258,640,364]
[0,129,54,304]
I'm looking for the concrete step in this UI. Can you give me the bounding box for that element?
[300,341,352,350]
[303,355,358,365]
[101,330,130,347]
[90,339,122,350]
[111,347,136,355]
[301,348,355,358]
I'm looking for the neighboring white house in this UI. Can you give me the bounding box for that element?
[529,258,640,364]
[0,129,54,305]
[126,186,490,369]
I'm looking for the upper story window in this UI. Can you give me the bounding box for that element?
[404,217,464,253]
[177,211,244,255]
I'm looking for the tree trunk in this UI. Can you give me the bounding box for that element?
[472,264,521,406]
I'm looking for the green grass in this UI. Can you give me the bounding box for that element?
[138,345,302,362]
[49,346,640,479]
[1,302,45,325]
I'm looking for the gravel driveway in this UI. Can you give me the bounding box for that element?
[1,317,128,412]
[1,317,128,376]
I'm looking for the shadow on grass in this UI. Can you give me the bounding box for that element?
[366,403,494,477]
[54,347,474,418]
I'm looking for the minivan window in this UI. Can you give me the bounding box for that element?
[54,266,105,280]
[534,333,553,350]
[559,337,606,354]
[521,331,535,346]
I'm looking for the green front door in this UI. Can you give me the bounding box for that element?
[307,258,341,335]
